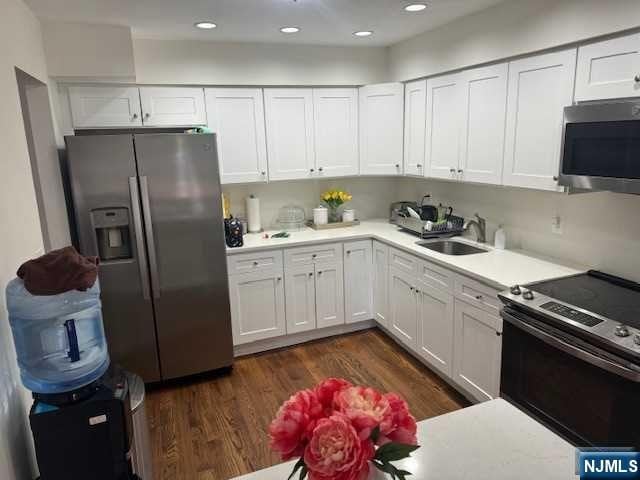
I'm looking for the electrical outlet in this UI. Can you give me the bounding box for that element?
[551,215,563,235]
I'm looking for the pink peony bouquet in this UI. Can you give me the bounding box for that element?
[269,378,419,480]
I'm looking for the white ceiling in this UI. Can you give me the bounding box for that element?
[25,0,507,47]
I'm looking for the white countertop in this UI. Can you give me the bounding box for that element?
[227,220,583,289]
[231,399,578,480]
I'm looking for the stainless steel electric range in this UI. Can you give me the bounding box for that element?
[498,270,640,449]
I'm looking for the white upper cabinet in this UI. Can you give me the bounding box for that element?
[205,88,268,184]
[264,88,315,181]
[359,83,404,175]
[344,240,373,324]
[403,80,427,177]
[575,33,640,101]
[426,73,463,180]
[139,87,206,126]
[459,64,508,185]
[69,86,142,128]
[503,49,577,191]
[313,88,359,177]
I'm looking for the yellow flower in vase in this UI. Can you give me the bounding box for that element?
[320,189,352,223]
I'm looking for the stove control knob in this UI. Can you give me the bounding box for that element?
[634,334,640,346]
[615,324,631,338]
[522,290,535,300]
[510,285,522,295]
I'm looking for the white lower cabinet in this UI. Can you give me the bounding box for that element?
[344,240,373,324]
[315,263,345,328]
[228,270,286,345]
[228,240,503,405]
[416,281,455,378]
[372,241,389,327]
[388,266,418,350]
[452,299,503,402]
[285,264,317,334]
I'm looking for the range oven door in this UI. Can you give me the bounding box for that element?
[560,102,640,194]
[500,307,640,449]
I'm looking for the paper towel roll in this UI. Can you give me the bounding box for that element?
[246,195,261,233]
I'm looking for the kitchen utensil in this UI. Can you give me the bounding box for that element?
[342,209,355,222]
[313,206,329,225]
[437,204,453,221]
[246,195,261,233]
[276,205,306,231]
[407,206,421,219]
[389,201,419,224]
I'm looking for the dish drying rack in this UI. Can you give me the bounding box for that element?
[397,215,465,239]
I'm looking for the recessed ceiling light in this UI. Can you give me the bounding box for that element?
[405,3,427,12]
[280,26,300,33]
[353,30,373,37]
[195,21,217,29]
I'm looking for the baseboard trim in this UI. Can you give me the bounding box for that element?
[234,320,376,357]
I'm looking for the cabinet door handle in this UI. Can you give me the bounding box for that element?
[395,164,400,168]
[144,112,151,118]
[346,250,351,255]
[475,294,483,300]
[409,287,414,291]
[277,277,282,281]
[416,164,422,168]
[132,113,139,120]
[458,169,463,174]
[261,171,267,176]
[496,331,502,337]
[308,272,313,277]
[449,167,456,173]
[312,254,317,258]
[318,271,322,275]
[635,74,640,83]
[319,167,324,172]
[553,176,559,181]
[310,168,315,173]
[253,261,259,267]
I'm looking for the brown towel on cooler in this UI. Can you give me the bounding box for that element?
[17,246,99,295]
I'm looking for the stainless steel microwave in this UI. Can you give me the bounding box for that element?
[560,101,640,194]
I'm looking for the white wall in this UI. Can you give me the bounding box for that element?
[41,21,136,80]
[397,177,640,283]
[389,0,640,81]
[0,0,49,478]
[222,177,397,230]
[133,38,389,85]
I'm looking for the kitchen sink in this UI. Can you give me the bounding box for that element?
[416,239,489,255]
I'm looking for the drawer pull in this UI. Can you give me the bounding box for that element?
[346,250,351,255]
[308,272,313,277]
[253,261,259,267]
[312,254,317,258]
[277,277,282,281]
[475,294,483,300]
[318,271,322,275]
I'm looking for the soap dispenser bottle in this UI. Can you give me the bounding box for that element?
[494,225,506,250]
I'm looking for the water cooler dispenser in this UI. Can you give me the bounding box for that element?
[6,276,151,480]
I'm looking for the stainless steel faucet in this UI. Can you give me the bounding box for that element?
[463,213,486,243]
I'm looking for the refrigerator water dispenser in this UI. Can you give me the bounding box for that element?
[91,208,132,261]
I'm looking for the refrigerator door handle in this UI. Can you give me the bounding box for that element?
[139,176,161,299]
[129,177,151,300]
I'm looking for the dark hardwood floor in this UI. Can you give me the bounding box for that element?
[147,328,469,480]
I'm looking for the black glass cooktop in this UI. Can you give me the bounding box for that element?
[528,270,640,330]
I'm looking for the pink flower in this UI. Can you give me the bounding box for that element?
[315,378,352,412]
[304,414,374,480]
[269,389,323,460]
[334,386,393,440]
[379,393,418,446]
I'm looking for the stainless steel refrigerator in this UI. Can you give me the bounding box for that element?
[65,133,233,382]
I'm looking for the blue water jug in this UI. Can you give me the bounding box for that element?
[6,278,110,394]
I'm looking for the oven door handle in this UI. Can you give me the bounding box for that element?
[502,309,640,383]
